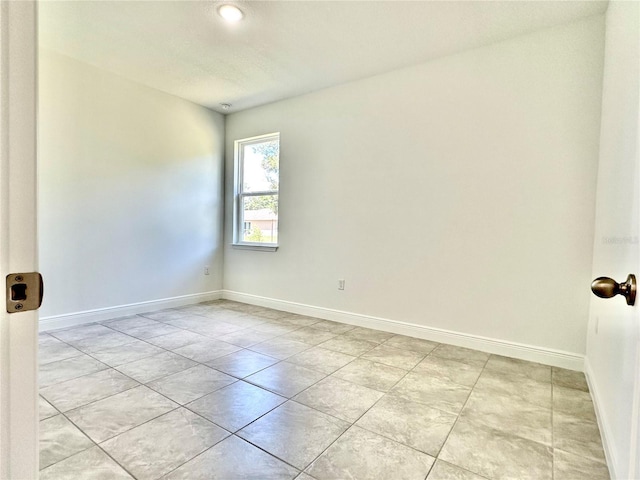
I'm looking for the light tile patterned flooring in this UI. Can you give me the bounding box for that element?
[39,300,609,480]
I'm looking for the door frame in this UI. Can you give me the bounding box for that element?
[632,106,640,478]
[632,339,640,478]
[0,1,40,478]
[634,82,640,480]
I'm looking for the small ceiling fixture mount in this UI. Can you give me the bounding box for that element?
[218,4,244,23]
[220,103,232,110]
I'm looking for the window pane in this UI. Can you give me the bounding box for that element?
[242,140,279,193]
[242,195,278,243]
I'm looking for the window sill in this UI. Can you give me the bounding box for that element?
[231,243,279,252]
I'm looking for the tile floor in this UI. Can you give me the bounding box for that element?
[39,300,610,480]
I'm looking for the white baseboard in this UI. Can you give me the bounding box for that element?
[584,356,617,480]
[222,290,585,371]
[39,290,223,332]
[40,287,584,370]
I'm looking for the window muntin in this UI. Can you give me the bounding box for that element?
[234,134,279,247]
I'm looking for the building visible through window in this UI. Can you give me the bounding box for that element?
[234,133,279,246]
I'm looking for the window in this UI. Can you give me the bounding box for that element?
[233,133,279,249]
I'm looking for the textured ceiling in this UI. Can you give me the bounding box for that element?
[38,0,608,113]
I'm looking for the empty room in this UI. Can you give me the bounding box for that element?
[1,0,638,479]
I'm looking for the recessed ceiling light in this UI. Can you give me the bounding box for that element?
[218,4,244,23]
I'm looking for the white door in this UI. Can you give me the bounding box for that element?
[0,1,40,478]
[586,2,640,480]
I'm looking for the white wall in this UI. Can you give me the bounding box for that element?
[586,2,640,478]
[38,50,225,319]
[224,16,605,359]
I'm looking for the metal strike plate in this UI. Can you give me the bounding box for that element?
[6,272,43,313]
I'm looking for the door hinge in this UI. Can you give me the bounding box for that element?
[6,272,43,313]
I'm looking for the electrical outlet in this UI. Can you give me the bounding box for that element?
[204,266,210,275]
[338,279,345,290]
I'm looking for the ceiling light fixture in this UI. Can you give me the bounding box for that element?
[218,4,244,23]
[220,103,232,110]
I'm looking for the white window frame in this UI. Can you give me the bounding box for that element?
[233,133,280,251]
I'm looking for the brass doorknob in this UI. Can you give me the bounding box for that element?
[591,274,636,306]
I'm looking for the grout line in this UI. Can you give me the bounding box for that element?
[41,380,142,417]
[430,459,492,480]
[40,405,140,479]
[153,438,242,480]
[92,442,138,479]
[38,436,95,474]
[433,355,489,463]
[39,357,113,389]
[231,430,306,472]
